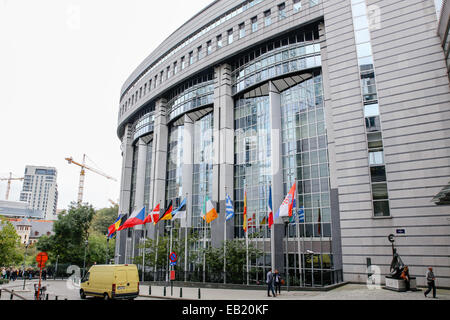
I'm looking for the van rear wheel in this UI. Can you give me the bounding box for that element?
[103,293,110,300]
[79,290,86,299]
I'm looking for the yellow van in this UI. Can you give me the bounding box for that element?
[80,264,139,300]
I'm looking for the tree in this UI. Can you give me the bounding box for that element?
[37,203,95,266]
[90,205,119,235]
[0,220,22,266]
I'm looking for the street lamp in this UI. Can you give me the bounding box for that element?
[307,250,315,287]
[22,242,29,290]
[83,240,88,278]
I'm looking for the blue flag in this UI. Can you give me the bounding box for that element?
[298,206,305,223]
[225,194,235,221]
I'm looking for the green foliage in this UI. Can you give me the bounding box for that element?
[36,202,95,266]
[0,220,22,266]
[90,205,119,235]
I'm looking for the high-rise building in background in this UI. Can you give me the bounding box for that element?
[114,0,450,287]
[20,166,58,220]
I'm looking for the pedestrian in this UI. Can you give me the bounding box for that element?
[401,266,411,291]
[274,269,282,295]
[424,267,437,298]
[266,269,276,297]
[1,268,5,279]
[42,269,47,281]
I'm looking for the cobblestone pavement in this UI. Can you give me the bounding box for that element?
[1,280,448,300]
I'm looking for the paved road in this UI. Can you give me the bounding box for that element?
[1,280,448,300]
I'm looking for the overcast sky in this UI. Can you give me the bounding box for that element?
[0,0,213,210]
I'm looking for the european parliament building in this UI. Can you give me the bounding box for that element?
[115,0,450,288]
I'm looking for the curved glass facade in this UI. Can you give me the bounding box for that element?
[168,81,214,121]
[144,140,153,215]
[192,112,214,229]
[233,95,271,239]
[231,27,321,94]
[133,112,155,142]
[166,124,184,205]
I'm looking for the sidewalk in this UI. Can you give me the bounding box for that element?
[139,283,450,300]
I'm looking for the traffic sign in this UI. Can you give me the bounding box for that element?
[169,252,177,262]
[170,261,177,266]
[36,252,48,264]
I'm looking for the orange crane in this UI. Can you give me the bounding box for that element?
[0,172,24,200]
[65,154,117,204]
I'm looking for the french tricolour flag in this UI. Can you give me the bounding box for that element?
[118,207,145,231]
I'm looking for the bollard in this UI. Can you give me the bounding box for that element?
[10,290,14,300]
[198,288,201,300]
[171,282,173,296]
[0,289,2,298]
[46,294,49,300]
[180,287,183,298]
[149,285,151,295]
[163,286,166,296]
[55,296,58,300]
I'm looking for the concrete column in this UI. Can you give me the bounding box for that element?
[116,123,133,264]
[269,81,285,272]
[211,64,234,248]
[182,114,194,229]
[148,98,169,239]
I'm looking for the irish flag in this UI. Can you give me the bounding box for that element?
[205,199,218,223]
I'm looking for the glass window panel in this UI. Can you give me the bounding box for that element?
[352,2,367,17]
[372,183,388,200]
[364,103,379,117]
[373,200,390,217]
[355,28,370,44]
[356,42,372,58]
[370,166,387,183]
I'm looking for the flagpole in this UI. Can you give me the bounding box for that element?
[224,188,227,285]
[295,180,302,287]
[154,200,161,280]
[246,224,249,286]
[203,205,206,284]
[184,193,188,282]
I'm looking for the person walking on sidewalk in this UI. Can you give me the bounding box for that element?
[274,269,282,295]
[424,267,437,298]
[266,269,276,297]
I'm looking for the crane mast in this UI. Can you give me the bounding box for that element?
[65,154,117,204]
[0,172,24,200]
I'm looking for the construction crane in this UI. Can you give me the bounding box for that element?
[0,172,24,200]
[65,154,117,204]
[108,199,119,206]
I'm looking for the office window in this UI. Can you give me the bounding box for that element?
[207,41,212,55]
[228,29,234,44]
[251,16,258,32]
[167,66,170,79]
[278,3,286,20]
[160,71,164,83]
[197,46,203,61]
[293,0,302,12]
[264,10,272,26]
[217,35,223,49]
[173,61,177,76]
[310,0,319,7]
[189,51,194,65]
[181,56,186,70]
[239,23,245,39]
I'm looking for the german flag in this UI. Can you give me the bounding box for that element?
[156,201,173,224]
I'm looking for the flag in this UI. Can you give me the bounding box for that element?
[298,206,305,223]
[289,198,297,224]
[225,194,234,222]
[205,199,218,223]
[117,207,145,231]
[275,182,296,218]
[243,191,248,232]
[268,186,274,229]
[249,213,256,229]
[143,203,160,225]
[172,198,187,220]
[260,216,267,225]
[107,214,124,239]
[156,201,173,223]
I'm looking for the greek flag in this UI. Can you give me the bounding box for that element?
[225,194,235,221]
[298,206,305,223]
